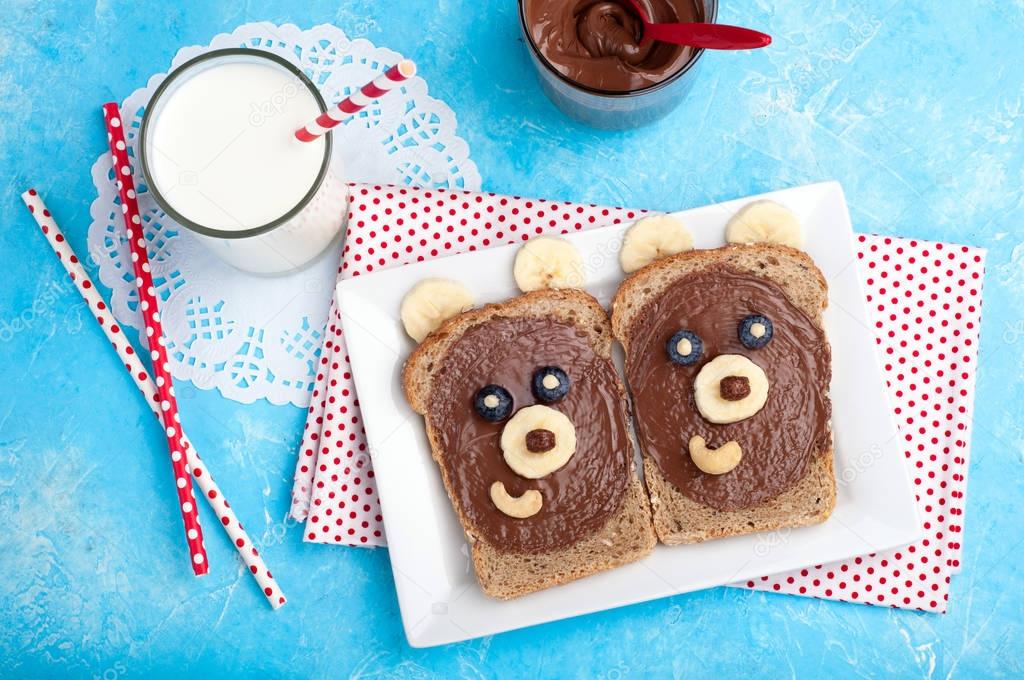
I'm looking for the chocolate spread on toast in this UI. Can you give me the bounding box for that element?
[523,0,703,92]
[430,316,631,553]
[625,268,831,510]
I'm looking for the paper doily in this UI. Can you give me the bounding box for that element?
[87,22,480,406]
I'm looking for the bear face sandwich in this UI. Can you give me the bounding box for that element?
[401,237,655,599]
[611,203,835,545]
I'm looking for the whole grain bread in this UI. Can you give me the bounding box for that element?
[611,244,836,545]
[403,288,656,598]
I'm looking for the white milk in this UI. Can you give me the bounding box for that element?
[143,54,347,274]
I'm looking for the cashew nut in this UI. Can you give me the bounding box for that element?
[688,435,743,475]
[490,481,543,518]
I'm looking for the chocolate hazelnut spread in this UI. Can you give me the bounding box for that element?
[625,268,831,511]
[523,0,703,92]
[430,316,631,553]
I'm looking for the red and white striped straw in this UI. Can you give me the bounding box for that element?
[101,102,209,576]
[294,59,416,142]
[20,189,287,608]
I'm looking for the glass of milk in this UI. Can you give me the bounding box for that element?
[140,48,348,274]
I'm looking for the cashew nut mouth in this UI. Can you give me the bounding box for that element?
[490,481,543,518]
[500,405,577,479]
[688,435,743,475]
[693,354,769,425]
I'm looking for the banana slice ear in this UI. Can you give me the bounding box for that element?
[725,200,803,249]
[619,214,694,273]
[513,236,585,292]
[400,278,475,342]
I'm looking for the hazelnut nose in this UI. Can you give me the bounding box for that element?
[719,375,751,401]
[525,428,556,453]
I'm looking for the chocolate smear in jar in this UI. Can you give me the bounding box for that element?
[524,0,704,92]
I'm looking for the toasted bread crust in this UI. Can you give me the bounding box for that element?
[612,243,827,340]
[402,288,656,598]
[612,244,836,544]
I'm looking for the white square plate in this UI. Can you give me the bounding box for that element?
[336,181,921,647]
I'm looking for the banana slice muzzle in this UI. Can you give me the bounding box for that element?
[693,354,769,424]
[499,405,577,478]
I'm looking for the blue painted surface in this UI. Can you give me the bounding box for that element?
[1,0,1022,677]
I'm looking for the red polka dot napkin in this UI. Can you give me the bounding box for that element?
[290,184,985,613]
[741,236,984,612]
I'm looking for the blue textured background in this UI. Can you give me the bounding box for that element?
[2,0,1022,677]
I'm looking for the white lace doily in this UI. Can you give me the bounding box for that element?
[88,22,481,406]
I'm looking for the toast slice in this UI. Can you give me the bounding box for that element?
[612,244,835,545]
[404,289,656,598]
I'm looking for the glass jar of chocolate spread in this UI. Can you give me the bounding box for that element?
[519,0,717,129]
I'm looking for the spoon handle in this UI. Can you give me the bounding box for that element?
[644,22,772,50]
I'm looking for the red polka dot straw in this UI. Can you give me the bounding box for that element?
[101,102,209,575]
[20,189,286,609]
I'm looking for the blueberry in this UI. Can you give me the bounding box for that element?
[666,330,703,365]
[739,314,774,349]
[474,385,513,422]
[532,366,570,403]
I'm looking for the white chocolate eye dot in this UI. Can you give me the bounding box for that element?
[483,394,500,409]
[676,337,693,356]
[750,322,766,339]
[541,374,560,390]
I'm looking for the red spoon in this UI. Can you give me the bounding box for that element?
[626,0,771,50]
